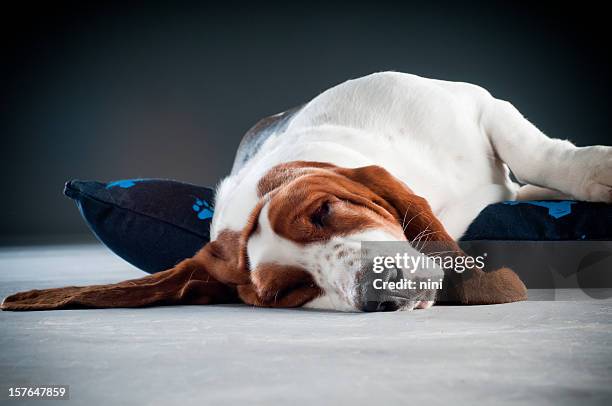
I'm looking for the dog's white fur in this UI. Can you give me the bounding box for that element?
[211,72,612,311]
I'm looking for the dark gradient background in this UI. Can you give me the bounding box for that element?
[1,1,610,244]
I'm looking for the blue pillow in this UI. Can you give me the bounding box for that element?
[64,179,214,273]
[462,200,612,241]
[461,200,612,291]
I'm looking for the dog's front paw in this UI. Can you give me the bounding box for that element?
[571,146,612,203]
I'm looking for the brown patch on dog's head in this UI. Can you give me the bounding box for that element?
[255,161,447,245]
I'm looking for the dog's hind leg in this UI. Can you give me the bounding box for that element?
[481,97,612,203]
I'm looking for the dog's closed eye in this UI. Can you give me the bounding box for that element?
[311,201,331,227]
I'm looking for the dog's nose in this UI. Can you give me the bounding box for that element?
[358,266,406,312]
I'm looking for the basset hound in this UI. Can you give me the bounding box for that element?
[4,72,612,312]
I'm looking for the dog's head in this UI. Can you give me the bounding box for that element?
[235,162,450,311]
[1,162,526,312]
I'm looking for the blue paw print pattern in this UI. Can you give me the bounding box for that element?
[504,200,576,219]
[106,179,146,189]
[193,198,214,220]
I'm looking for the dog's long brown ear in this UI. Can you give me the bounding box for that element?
[1,240,243,311]
[335,165,527,305]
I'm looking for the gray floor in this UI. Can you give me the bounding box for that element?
[1,245,611,406]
